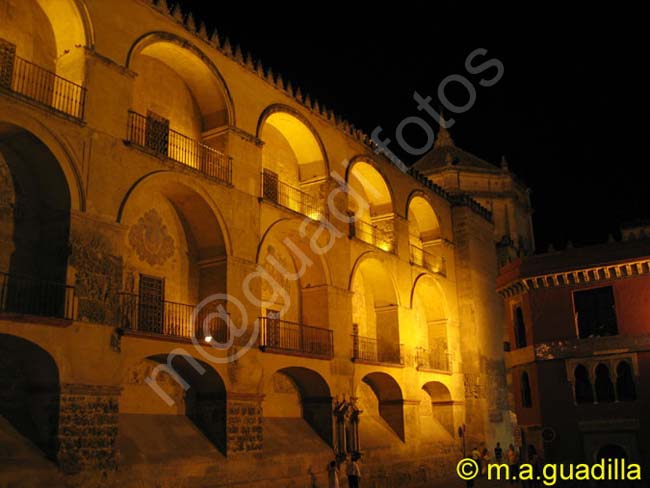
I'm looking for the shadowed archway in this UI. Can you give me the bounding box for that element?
[0,334,60,461]
[263,366,333,448]
[361,372,404,441]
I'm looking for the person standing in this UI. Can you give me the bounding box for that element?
[528,445,542,488]
[471,446,482,464]
[495,442,504,464]
[507,444,519,485]
[481,447,491,476]
[328,460,340,488]
[347,454,361,488]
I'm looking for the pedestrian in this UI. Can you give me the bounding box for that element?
[495,441,503,464]
[481,447,491,476]
[528,445,542,488]
[327,460,340,488]
[462,454,475,488]
[507,444,519,485]
[347,454,361,488]
[471,446,481,463]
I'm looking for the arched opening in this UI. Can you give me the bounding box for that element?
[257,220,333,357]
[594,364,615,403]
[521,372,532,408]
[514,305,527,349]
[0,334,59,461]
[358,372,404,442]
[120,354,227,457]
[127,37,232,175]
[0,0,89,116]
[263,367,333,453]
[351,256,401,365]
[574,364,594,404]
[421,381,455,439]
[347,161,394,252]
[412,275,450,371]
[407,195,444,273]
[259,108,327,219]
[0,123,72,319]
[118,177,228,339]
[616,361,636,402]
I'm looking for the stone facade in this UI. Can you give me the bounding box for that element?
[498,234,650,470]
[0,1,512,486]
[226,397,263,454]
[58,384,121,474]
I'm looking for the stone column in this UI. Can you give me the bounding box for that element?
[57,384,121,474]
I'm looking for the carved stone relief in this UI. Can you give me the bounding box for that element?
[128,208,174,266]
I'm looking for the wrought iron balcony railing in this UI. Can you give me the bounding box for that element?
[259,316,334,359]
[351,219,395,252]
[0,41,86,120]
[416,346,452,372]
[117,292,229,341]
[351,334,403,365]
[409,243,447,276]
[260,170,326,221]
[126,111,233,185]
[0,271,75,320]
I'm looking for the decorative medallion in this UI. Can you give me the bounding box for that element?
[128,209,174,266]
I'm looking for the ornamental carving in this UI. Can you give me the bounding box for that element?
[128,209,174,266]
[0,154,15,209]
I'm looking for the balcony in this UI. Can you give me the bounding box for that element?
[409,244,447,276]
[416,346,452,373]
[351,219,395,252]
[126,111,233,185]
[260,170,326,221]
[0,42,86,120]
[351,334,404,366]
[117,292,229,342]
[259,316,334,359]
[0,272,75,321]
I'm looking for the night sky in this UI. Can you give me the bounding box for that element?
[174,4,648,253]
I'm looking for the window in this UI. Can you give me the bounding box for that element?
[145,110,170,156]
[513,305,527,348]
[262,169,279,203]
[594,364,615,403]
[138,275,165,334]
[0,38,16,89]
[573,286,618,338]
[616,361,637,402]
[265,309,281,348]
[574,365,594,404]
[521,372,532,408]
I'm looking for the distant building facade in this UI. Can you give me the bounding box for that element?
[413,126,535,266]
[497,226,650,468]
[0,1,511,486]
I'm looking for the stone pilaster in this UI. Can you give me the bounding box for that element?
[57,383,120,474]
